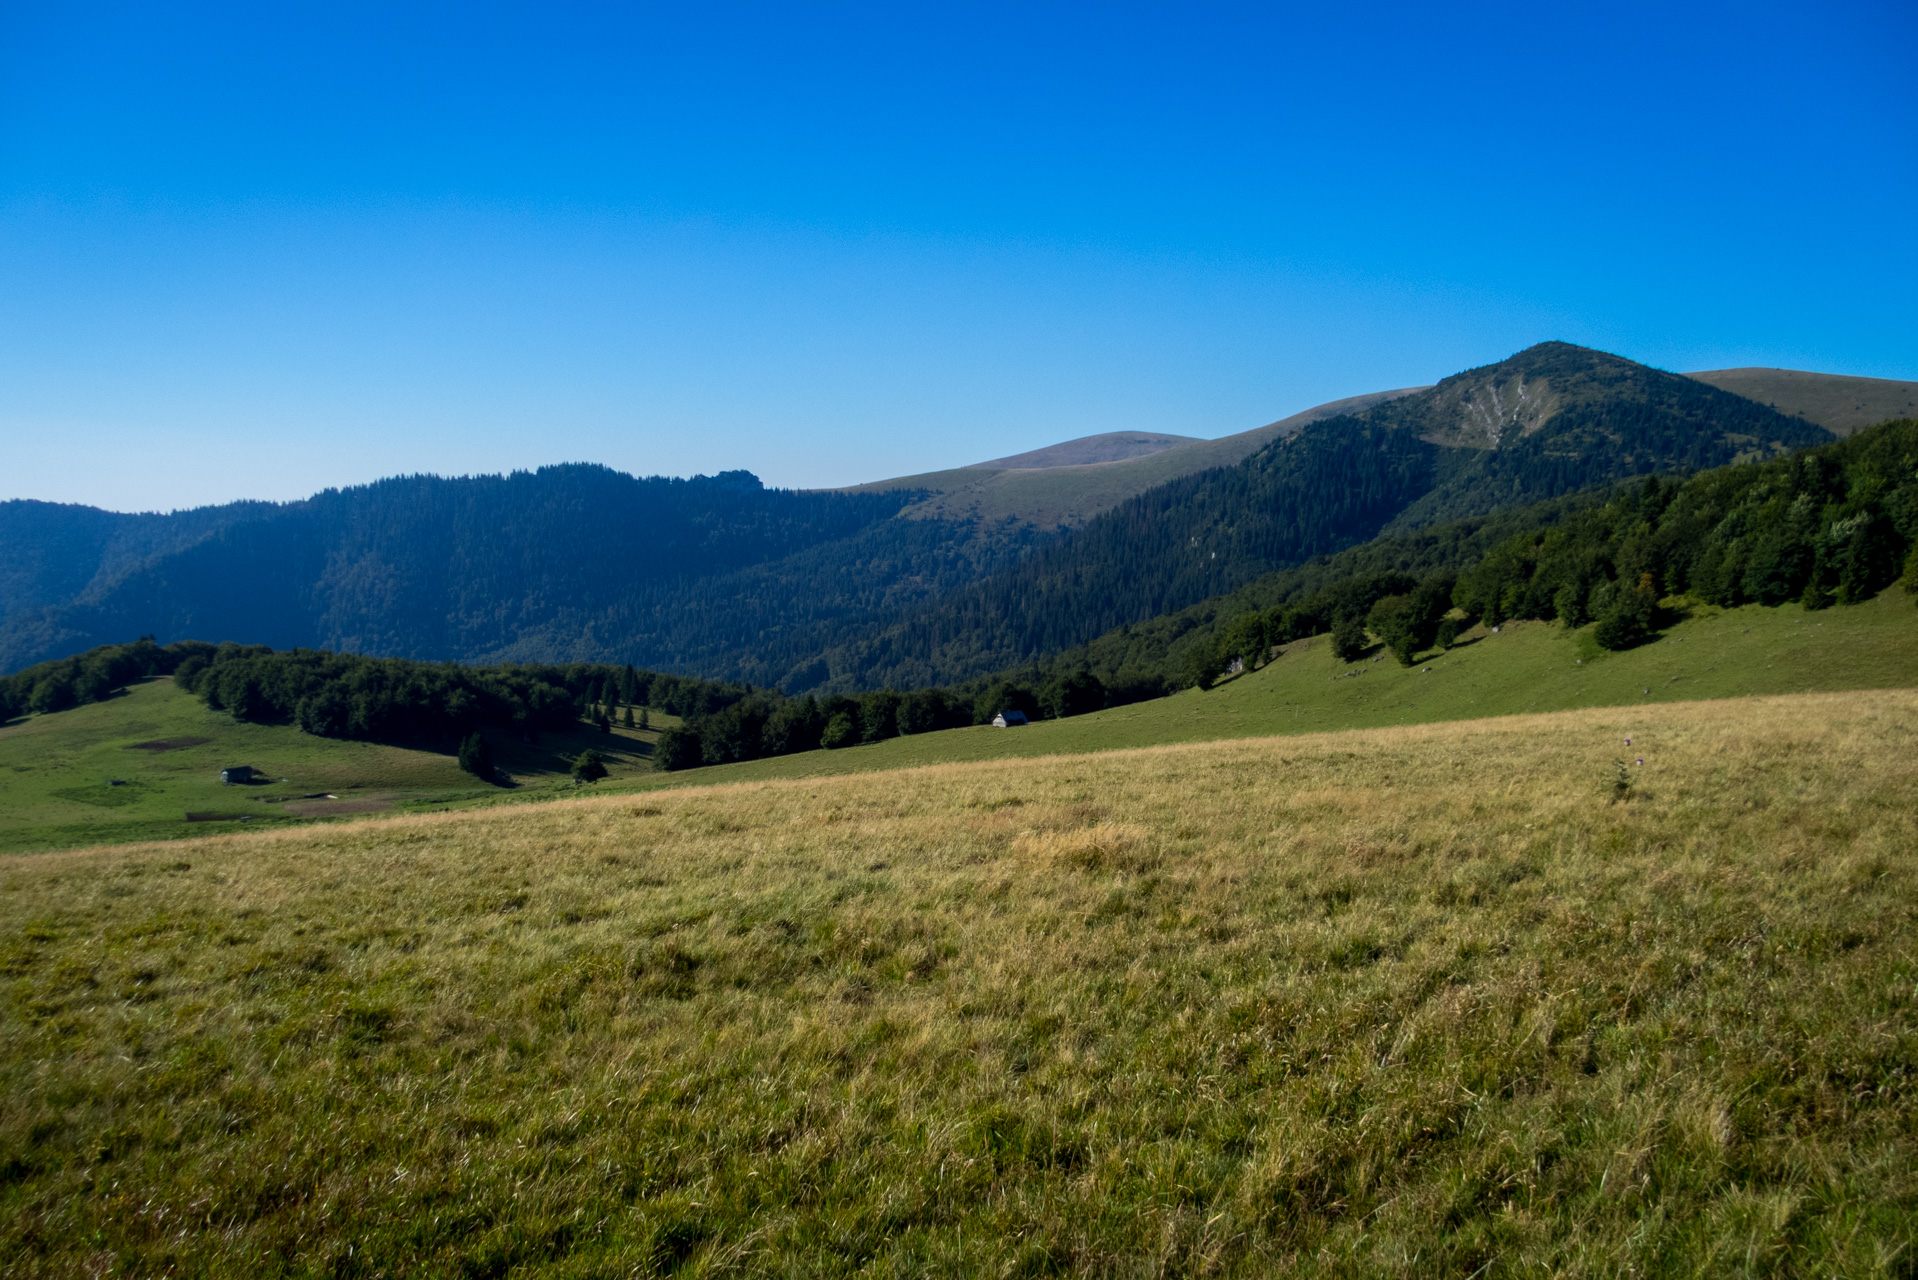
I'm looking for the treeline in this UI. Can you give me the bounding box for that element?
[169,647,754,747]
[652,669,1112,770]
[0,631,1124,777]
[0,636,760,759]
[0,637,189,722]
[1453,418,1918,629]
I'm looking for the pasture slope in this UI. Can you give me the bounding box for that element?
[0,678,679,855]
[0,593,1912,856]
[641,591,1918,791]
[2,689,1915,1274]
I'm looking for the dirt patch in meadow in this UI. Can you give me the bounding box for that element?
[281,795,397,817]
[124,737,212,752]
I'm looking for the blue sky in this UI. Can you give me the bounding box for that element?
[3,1,1913,511]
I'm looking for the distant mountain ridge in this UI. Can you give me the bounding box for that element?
[976,431,1200,469]
[0,343,1865,687]
[790,343,1830,689]
[841,386,1427,529]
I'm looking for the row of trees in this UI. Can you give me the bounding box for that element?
[1179,571,1451,684]
[651,669,1113,770]
[0,631,1116,778]
[168,648,760,750]
[0,637,203,723]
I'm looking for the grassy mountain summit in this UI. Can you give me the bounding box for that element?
[1686,366,1918,436]
[975,430,1201,468]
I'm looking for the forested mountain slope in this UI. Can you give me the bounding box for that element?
[0,499,276,628]
[800,343,1829,689]
[0,343,1841,688]
[0,468,1031,676]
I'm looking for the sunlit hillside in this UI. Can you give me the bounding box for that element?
[0,677,677,855]
[639,591,1918,792]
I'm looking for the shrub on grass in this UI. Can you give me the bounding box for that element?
[1039,670,1106,718]
[1594,576,1660,651]
[28,674,76,715]
[1184,639,1228,690]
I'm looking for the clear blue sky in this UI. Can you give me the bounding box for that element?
[3,1,1913,512]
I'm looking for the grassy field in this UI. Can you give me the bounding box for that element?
[0,679,680,855]
[638,592,1918,793]
[2,689,1914,1274]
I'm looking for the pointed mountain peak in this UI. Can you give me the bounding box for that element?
[1369,342,1818,452]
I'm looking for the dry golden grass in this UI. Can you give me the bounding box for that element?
[3,691,1916,1276]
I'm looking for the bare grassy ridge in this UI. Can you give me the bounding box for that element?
[3,692,1916,1276]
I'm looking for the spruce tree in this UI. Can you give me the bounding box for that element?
[457,732,494,781]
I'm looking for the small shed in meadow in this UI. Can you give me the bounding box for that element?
[991,711,1029,728]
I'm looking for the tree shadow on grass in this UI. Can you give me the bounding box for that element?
[488,722,657,783]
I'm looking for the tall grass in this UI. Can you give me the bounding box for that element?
[3,691,1915,1276]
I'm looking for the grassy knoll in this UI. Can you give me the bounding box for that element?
[2,690,1914,1274]
[640,591,1918,792]
[0,679,679,854]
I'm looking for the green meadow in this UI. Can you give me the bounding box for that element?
[0,679,679,855]
[638,592,1918,791]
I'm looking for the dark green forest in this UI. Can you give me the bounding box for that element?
[0,466,1038,685]
[1,344,1831,695]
